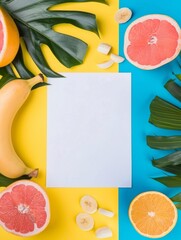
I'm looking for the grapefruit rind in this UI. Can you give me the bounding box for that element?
[0,180,50,237]
[0,7,20,67]
[129,191,178,238]
[124,14,181,70]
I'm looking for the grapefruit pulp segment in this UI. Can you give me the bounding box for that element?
[124,14,181,69]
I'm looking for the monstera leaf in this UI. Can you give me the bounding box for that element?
[0,0,107,80]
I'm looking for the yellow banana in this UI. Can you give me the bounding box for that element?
[0,74,44,178]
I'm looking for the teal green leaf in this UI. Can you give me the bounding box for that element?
[153,176,181,187]
[19,24,62,78]
[147,136,181,150]
[164,80,181,102]
[0,0,106,77]
[170,192,181,202]
[147,74,181,189]
[170,193,181,209]
[12,47,34,79]
[32,81,50,90]
[175,203,181,210]
[0,48,50,89]
[149,96,181,130]
[152,151,181,175]
[0,174,31,187]
[0,66,16,88]
[173,72,181,81]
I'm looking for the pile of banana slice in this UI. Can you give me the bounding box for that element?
[97,7,132,69]
[76,195,114,238]
[97,42,125,69]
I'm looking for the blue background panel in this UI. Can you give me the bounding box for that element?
[119,0,181,239]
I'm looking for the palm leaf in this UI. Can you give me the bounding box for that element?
[173,72,181,81]
[153,175,181,187]
[175,203,181,210]
[149,96,181,130]
[147,66,181,202]
[147,79,181,189]
[152,151,181,175]
[164,80,181,102]
[0,0,107,78]
[0,66,16,88]
[0,173,31,187]
[12,47,34,79]
[0,48,49,89]
[170,193,181,209]
[170,192,181,202]
[147,136,181,150]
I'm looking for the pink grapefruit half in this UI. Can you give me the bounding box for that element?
[0,7,20,67]
[0,180,50,236]
[124,14,181,70]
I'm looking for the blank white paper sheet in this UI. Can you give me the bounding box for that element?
[46,73,131,187]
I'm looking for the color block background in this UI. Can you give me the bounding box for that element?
[1,0,181,239]
[119,0,181,239]
[0,1,119,240]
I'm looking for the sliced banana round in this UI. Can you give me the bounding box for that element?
[114,7,132,24]
[80,195,98,214]
[76,213,94,231]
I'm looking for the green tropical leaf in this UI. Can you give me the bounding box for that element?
[0,48,49,89]
[12,47,34,79]
[147,70,181,190]
[153,175,181,187]
[147,136,181,150]
[173,72,181,81]
[152,151,181,175]
[0,173,31,187]
[0,0,106,77]
[170,192,181,202]
[175,203,181,210]
[149,96,181,130]
[170,192,181,209]
[164,80,181,102]
[0,66,16,88]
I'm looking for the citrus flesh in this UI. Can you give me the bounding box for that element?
[0,180,50,236]
[129,191,177,238]
[124,14,181,69]
[0,7,20,67]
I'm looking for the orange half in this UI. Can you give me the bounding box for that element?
[0,7,20,67]
[129,191,178,238]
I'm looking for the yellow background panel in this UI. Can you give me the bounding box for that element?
[0,0,119,239]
